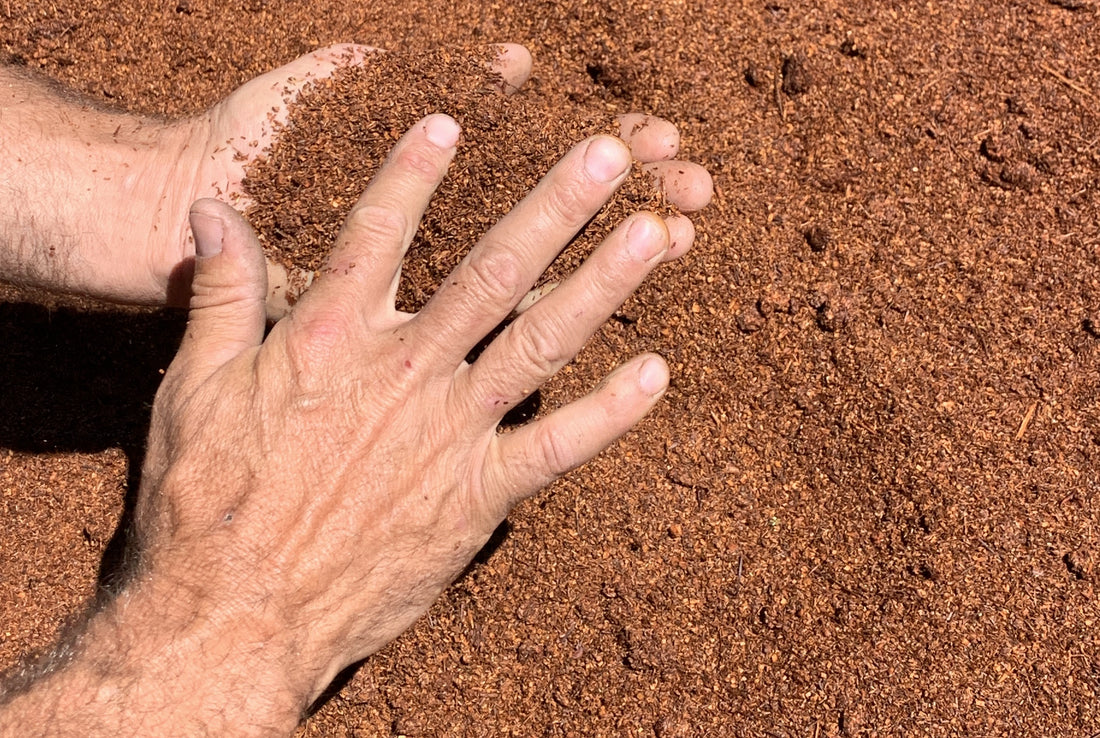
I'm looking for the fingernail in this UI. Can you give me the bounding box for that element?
[584,137,631,183]
[424,115,460,149]
[626,216,668,262]
[190,210,224,258]
[638,356,669,396]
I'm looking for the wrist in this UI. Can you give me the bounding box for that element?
[1,570,309,737]
[101,570,310,735]
[0,67,207,304]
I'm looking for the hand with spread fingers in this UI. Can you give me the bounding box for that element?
[0,113,709,736]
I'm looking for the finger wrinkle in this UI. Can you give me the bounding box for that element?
[340,202,411,253]
[508,313,570,377]
[392,141,450,180]
[538,170,604,233]
[533,422,576,479]
[460,245,524,306]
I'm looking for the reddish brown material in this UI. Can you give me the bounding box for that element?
[242,48,670,307]
[3,0,1100,734]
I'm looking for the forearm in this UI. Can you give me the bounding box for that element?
[0,573,308,737]
[0,66,199,302]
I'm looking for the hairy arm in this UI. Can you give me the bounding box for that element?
[0,66,200,302]
[0,573,306,737]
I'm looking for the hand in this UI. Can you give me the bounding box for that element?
[0,112,708,737]
[144,117,679,729]
[0,44,528,309]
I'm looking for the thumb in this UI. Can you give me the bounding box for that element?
[173,199,268,386]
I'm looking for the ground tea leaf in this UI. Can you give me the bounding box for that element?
[243,47,672,311]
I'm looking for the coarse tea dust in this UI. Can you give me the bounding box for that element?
[242,47,674,311]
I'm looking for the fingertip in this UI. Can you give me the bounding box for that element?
[618,113,680,162]
[187,198,269,302]
[692,166,716,211]
[662,215,696,262]
[189,199,227,258]
[637,354,670,396]
[584,135,632,183]
[422,113,461,150]
[644,161,714,212]
[493,43,533,93]
[624,212,670,262]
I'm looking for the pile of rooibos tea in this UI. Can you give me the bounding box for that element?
[243,47,672,310]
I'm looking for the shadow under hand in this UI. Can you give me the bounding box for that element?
[0,298,187,593]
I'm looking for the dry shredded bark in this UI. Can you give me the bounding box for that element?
[2,0,1100,736]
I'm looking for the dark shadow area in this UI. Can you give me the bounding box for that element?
[0,299,188,592]
[471,518,512,567]
[465,319,542,428]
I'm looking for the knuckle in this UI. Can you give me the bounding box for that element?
[462,247,523,306]
[284,307,353,379]
[534,424,576,478]
[509,314,569,377]
[540,176,592,231]
[582,255,625,304]
[394,143,446,182]
[343,202,409,247]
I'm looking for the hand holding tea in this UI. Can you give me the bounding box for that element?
[0,45,709,317]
